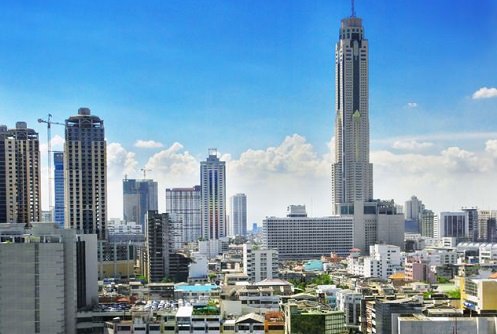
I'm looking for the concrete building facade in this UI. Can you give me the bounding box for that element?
[0,223,98,334]
[64,108,107,239]
[0,122,41,225]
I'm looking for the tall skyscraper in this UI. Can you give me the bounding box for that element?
[166,186,201,243]
[53,151,65,229]
[230,193,247,236]
[64,108,107,239]
[331,10,373,214]
[200,149,226,240]
[0,122,41,224]
[123,178,158,229]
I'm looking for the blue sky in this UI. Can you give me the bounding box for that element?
[1,1,496,221]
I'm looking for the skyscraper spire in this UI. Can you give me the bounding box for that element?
[351,0,356,17]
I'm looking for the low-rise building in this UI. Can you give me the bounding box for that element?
[347,244,402,280]
[397,314,497,334]
[243,243,279,283]
[335,289,362,330]
[462,278,497,314]
[284,300,347,334]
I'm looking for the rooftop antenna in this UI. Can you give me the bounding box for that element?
[351,0,356,17]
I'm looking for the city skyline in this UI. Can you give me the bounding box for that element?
[0,1,496,224]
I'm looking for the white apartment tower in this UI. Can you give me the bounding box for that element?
[331,11,373,214]
[230,193,247,237]
[64,108,107,239]
[166,186,201,243]
[0,122,41,225]
[200,149,226,240]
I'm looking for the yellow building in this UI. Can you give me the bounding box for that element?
[463,278,497,314]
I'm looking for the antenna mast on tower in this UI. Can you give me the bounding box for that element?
[351,0,356,17]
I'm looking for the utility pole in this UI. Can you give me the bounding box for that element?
[38,114,65,217]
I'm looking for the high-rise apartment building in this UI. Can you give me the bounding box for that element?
[477,210,497,242]
[144,211,189,282]
[123,178,158,228]
[230,193,247,237]
[64,108,107,239]
[0,122,41,225]
[166,186,201,243]
[53,151,64,229]
[420,209,435,238]
[145,211,172,283]
[462,207,479,241]
[331,12,373,214]
[200,149,226,240]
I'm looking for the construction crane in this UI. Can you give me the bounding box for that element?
[38,114,65,215]
[140,168,152,179]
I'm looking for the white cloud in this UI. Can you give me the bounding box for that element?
[374,131,497,146]
[392,140,433,151]
[61,135,497,225]
[107,142,139,177]
[134,139,164,149]
[39,134,65,156]
[485,139,497,158]
[472,87,497,99]
[145,142,199,187]
[229,134,326,177]
[441,146,484,173]
[406,102,418,108]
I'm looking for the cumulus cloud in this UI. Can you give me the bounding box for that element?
[107,143,139,177]
[406,102,418,108]
[392,140,433,151]
[39,134,65,156]
[145,142,199,187]
[472,87,497,99]
[134,139,164,149]
[485,139,497,158]
[441,147,483,173]
[229,134,326,177]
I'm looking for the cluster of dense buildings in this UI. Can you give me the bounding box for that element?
[2,4,497,334]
